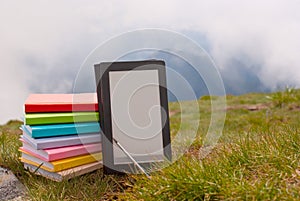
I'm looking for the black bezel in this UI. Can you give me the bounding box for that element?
[94,60,171,174]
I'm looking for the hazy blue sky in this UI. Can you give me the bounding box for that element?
[0,0,300,124]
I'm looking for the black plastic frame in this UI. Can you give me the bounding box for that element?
[94,60,171,174]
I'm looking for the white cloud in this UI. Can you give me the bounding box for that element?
[0,0,300,123]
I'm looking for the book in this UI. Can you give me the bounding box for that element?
[21,132,101,150]
[20,150,102,172]
[25,112,99,125]
[24,161,102,182]
[20,141,102,161]
[21,122,100,138]
[25,93,98,113]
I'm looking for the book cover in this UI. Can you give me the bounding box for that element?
[20,141,102,161]
[20,150,102,172]
[25,93,98,113]
[25,112,99,125]
[21,131,101,150]
[24,161,102,182]
[21,122,100,138]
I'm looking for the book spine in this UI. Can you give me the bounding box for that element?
[36,136,101,150]
[25,104,98,113]
[25,113,99,125]
[48,144,102,161]
[31,124,100,138]
[54,153,101,172]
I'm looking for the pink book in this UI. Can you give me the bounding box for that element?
[20,140,102,161]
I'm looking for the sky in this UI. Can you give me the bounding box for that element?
[0,0,300,124]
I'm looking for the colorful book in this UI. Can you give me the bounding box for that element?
[21,132,101,150]
[24,161,102,182]
[25,93,98,113]
[25,112,99,125]
[20,150,102,172]
[21,122,100,138]
[20,141,102,161]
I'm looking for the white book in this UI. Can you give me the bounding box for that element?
[24,161,102,182]
[21,130,101,150]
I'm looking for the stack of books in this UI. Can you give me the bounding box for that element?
[19,93,103,181]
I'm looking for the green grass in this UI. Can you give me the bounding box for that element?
[0,121,126,200]
[1,89,300,200]
[124,126,299,200]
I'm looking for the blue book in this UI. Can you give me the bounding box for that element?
[21,122,100,138]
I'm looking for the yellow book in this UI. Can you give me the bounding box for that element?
[20,149,102,172]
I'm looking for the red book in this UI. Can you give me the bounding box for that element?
[25,93,98,113]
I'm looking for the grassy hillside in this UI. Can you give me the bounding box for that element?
[1,89,299,200]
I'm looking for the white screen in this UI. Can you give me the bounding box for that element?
[109,70,164,164]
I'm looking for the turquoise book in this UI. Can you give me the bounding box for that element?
[21,122,101,138]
